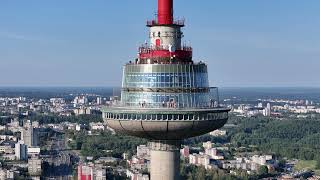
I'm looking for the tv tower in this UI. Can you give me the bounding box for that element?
[102,0,230,179]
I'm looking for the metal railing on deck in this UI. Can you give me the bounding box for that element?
[146,18,185,26]
[139,45,192,53]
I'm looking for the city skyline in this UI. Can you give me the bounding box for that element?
[1,0,320,87]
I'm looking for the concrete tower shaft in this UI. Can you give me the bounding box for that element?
[149,141,181,180]
[158,0,173,25]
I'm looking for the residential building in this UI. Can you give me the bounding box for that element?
[15,141,27,161]
[28,158,42,176]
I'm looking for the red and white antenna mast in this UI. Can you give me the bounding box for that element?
[139,0,192,64]
[158,0,173,25]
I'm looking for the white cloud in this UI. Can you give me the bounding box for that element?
[0,31,40,41]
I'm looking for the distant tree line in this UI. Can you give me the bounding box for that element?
[180,163,250,180]
[67,131,147,159]
[228,116,320,161]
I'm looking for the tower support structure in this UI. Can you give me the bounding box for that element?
[149,140,181,180]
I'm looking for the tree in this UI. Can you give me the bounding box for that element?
[195,166,206,180]
[258,165,269,175]
[316,157,320,170]
[278,159,286,168]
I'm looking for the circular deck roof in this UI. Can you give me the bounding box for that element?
[103,107,230,140]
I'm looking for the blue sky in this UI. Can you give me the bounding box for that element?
[0,0,319,87]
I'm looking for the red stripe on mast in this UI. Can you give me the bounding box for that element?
[158,0,173,25]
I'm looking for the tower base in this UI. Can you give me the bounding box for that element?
[149,140,181,180]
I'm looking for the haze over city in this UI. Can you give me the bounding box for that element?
[1,0,319,87]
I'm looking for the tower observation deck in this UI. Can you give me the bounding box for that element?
[102,0,230,179]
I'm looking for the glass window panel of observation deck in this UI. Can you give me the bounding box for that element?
[151,114,156,120]
[124,73,207,88]
[121,91,214,108]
